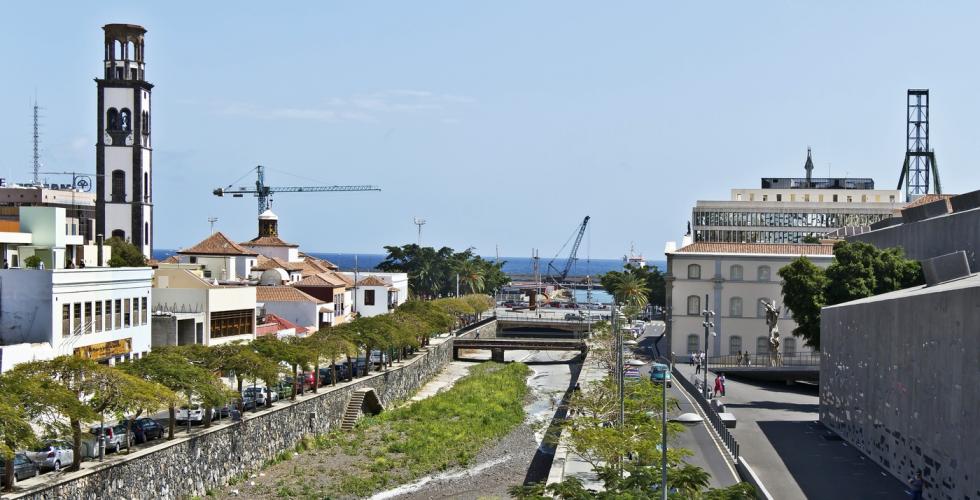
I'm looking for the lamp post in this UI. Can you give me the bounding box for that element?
[701,294,714,399]
[661,353,670,498]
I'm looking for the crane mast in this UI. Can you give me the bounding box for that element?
[213,165,381,214]
[547,215,590,283]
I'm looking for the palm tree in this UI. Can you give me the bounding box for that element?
[608,272,650,310]
[454,260,485,294]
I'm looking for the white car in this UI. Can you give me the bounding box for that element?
[28,440,73,471]
[242,386,278,406]
[176,403,216,423]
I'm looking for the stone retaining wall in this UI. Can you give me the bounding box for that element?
[14,338,454,500]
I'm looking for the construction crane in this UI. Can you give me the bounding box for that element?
[213,165,381,214]
[546,216,590,284]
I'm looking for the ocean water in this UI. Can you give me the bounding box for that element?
[152,250,663,278]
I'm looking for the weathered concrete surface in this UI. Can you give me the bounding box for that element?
[821,277,980,500]
[11,337,454,500]
[849,204,980,272]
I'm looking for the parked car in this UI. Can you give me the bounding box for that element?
[128,418,165,443]
[176,403,216,424]
[242,386,278,406]
[0,453,39,486]
[28,440,74,471]
[319,364,350,385]
[219,397,257,417]
[565,313,585,321]
[89,424,133,453]
[369,350,390,366]
[649,363,672,388]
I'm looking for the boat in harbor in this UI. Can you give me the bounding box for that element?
[623,243,647,268]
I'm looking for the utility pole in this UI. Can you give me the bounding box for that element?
[661,339,670,499]
[413,217,426,246]
[614,303,625,477]
[701,294,715,399]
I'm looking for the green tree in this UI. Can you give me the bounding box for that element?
[779,240,924,348]
[605,272,650,310]
[118,350,213,438]
[23,255,42,269]
[106,237,147,267]
[777,257,829,348]
[802,234,821,244]
[601,266,664,309]
[455,259,485,294]
[378,244,509,298]
[0,392,36,491]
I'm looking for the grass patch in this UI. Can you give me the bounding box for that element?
[330,362,529,495]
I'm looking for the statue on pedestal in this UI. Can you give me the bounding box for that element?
[764,300,781,367]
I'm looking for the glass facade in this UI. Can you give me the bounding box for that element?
[211,309,254,338]
[692,208,894,243]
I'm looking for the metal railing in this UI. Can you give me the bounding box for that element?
[672,365,740,463]
[703,351,821,369]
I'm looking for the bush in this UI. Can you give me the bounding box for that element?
[106,237,147,267]
[23,255,42,269]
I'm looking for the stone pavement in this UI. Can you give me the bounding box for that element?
[672,361,908,500]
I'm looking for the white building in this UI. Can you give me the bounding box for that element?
[174,232,258,282]
[664,241,833,361]
[96,24,154,258]
[0,265,152,372]
[341,271,409,317]
[256,286,331,331]
[151,268,257,346]
[692,149,902,243]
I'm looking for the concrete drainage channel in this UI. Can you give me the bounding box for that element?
[7,337,456,500]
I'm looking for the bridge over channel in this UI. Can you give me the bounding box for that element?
[698,353,820,383]
[495,314,596,336]
[453,338,588,362]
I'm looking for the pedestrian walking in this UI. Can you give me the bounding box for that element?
[690,352,695,366]
[719,373,726,396]
[908,470,924,500]
[695,357,702,375]
[714,375,723,397]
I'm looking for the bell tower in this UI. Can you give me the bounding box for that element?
[95,23,153,258]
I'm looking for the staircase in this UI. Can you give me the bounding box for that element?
[340,390,368,430]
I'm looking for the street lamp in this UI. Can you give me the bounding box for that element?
[661,354,671,499]
[701,294,715,400]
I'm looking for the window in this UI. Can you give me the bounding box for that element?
[105,300,112,330]
[756,336,770,355]
[73,303,81,335]
[120,108,132,132]
[776,194,782,202]
[95,301,103,332]
[112,229,125,241]
[687,264,701,279]
[115,299,122,329]
[189,256,197,264]
[861,195,867,203]
[889,195,896,203]
[757,266,771,281]
[749,193,755,201]
[736,193,742,201]
[757,298,770,318]
[818,194,824,202]
[84,303,92,334]
[106,108,119,130]
[62,304,70,337]
[729,335,742,355]
[762,194,768,201]
[687,295,701,315]
[210,309,254,338]
[124,299,131,327]
[686,335,700,354]
[783,337,797,356]
[141,297,148,325]
[144,222,149,245]
[111,170,126,202]
[846,195,853,203]
[789,194,796,202]
[141,111,149,135]
[804,194,810,202]
[730,264,743,281]
[729,297,743,317]
[364,289,375,306]
[143,173,149,201]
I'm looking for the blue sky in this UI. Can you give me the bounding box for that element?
[3,2,980,259]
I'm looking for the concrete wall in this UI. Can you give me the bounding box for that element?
[14,337,455,500]
[820,282,980,499]
[850,207,980,272]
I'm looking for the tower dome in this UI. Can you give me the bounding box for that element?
[258,210,279,237]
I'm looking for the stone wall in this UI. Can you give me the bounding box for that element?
[820,283,980,500]
[849,205,980,272]
[14,338,454,500]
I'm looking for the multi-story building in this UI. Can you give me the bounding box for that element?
[0,184,96,245]
[0,207,151,372]
[151,268,257,346]
[341,271,409,317]
[692,149,902,244]
[664,241,833,360]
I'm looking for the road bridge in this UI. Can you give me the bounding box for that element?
[699,353,820,383]
[453,338,588,362]
[495,315,594,336]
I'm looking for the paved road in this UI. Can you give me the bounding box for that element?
[635,322,739,489]
[663,346,908,499]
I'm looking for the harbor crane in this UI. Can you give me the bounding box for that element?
[213,165,381,214]
[546,215,590,284]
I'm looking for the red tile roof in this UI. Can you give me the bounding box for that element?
[178,232,258,256]
[356,275,388,287]
[255,286,324,303]
[241,235,299,248]
[294,272,349,287]
[252,255,305,272]
[674,242,834,256]
[299,253,340,271]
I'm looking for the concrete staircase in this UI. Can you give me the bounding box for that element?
[340,390,368,430]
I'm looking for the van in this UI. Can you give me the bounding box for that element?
[650,363,672,387]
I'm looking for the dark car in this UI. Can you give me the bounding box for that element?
[0,453,39,486]
[219,397,257,417]
[128,417,165,443]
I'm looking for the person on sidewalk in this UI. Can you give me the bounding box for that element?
[695,357,702,375]
[719,373,726,396]
[714,374,723,397]
[908,470,924,500]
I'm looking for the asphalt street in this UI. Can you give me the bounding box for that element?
[638,321,908,499]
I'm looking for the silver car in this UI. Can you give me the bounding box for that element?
[29,440,73,471]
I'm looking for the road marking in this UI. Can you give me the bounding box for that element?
[672,379,740,483]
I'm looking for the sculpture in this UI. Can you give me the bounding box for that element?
[764,300,781,367]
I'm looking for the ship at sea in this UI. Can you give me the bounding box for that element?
[623,243,647,269]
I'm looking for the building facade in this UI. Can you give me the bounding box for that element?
[151,268,257,346]
[692,150,902,244]
[664,241,833,360]
[96,24,154,258]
